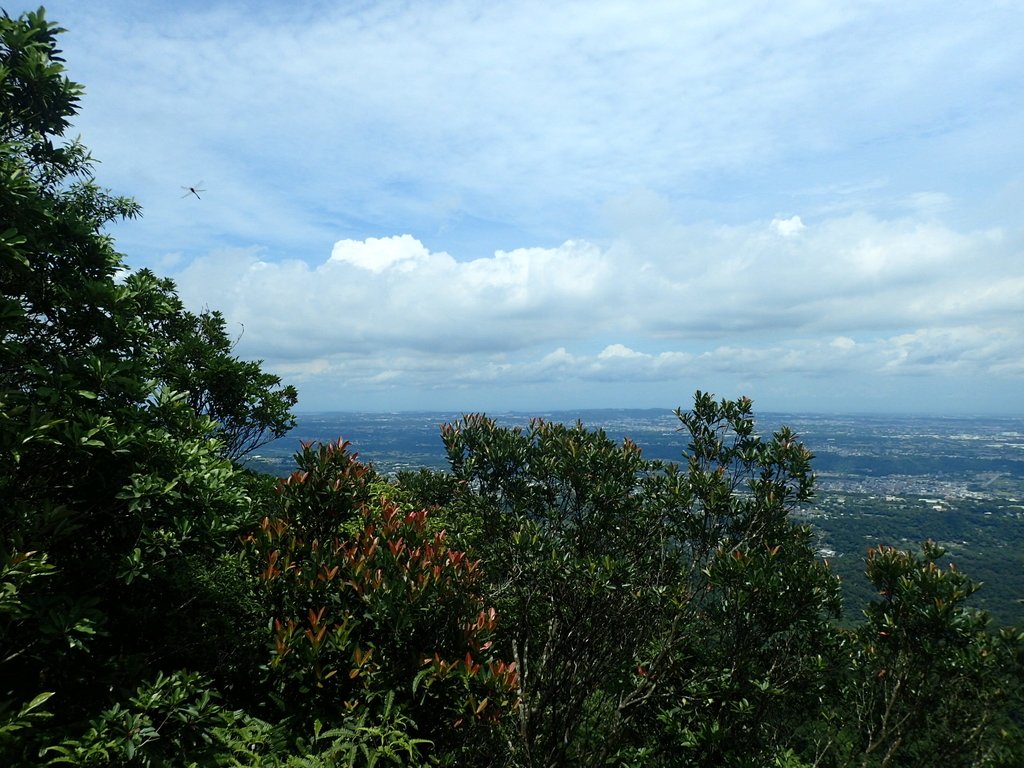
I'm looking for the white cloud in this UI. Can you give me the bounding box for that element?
[246,321,1024,409]
[166,208,1024,412]
[330,235,434,273]
[175,238,613,358]
[772,215,805,237]
[598,344,647,360]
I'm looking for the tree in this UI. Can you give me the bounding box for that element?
[0,9,294,762]
[436,393,842,766]
[440,415,660,765]
[813,541,1024,768]
[645,394,841,767]
[246,439,517,764]
[147,295,298,462]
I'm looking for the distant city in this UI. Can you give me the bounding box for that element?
[248,410,1024,625]
[250,410,1024,487]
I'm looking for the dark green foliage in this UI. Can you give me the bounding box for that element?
[0,8,293,764]
[151,301,298,461]
[810,492,1024,626]
[274,439,377,542]
[392,467,460,510]
[440,415,658,764]
[284,692,432,767]
[41,671,273,767]
[644,395,841,766]
[438,394,842,766]
[814,542,1024,768]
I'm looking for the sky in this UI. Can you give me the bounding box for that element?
[29,0,1024,414]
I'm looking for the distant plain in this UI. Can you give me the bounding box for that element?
[250,410,1024,625]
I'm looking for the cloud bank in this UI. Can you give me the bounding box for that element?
[171,211,1024,411]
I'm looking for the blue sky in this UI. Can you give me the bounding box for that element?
[32,1,1024,414]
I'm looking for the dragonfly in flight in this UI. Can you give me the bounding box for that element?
[181,182,205,200]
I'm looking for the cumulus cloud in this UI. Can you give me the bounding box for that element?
[330,235,434,273]
[175,237,615,359]
[598,344,647,360]
[166,208,1024,411]
[246,320,1024,411]
[180,213,1018,359]
[772,215,805,237]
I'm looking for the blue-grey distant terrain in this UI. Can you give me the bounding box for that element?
[250,410,1024,624]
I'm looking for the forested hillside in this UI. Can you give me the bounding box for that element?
[2,10,1021,766]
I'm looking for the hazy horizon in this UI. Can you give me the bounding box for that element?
[287,405,1024,421]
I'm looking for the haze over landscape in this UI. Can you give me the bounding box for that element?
[40,0,1024,413]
